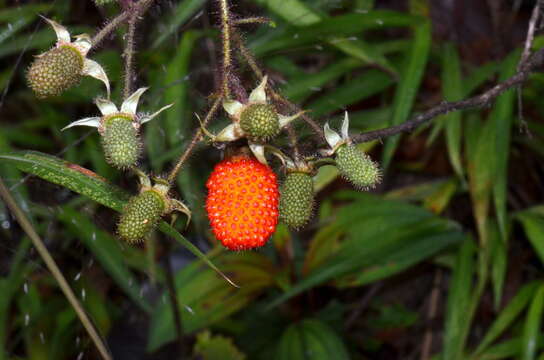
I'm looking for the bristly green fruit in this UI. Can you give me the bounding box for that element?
[240,104,280,142]
[101,115,141,169]
[27,45,83,98]
[335,144,381,190]
[118,189,166,243]
[279,172,314,229]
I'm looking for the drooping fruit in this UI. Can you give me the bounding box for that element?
[279,172,314,229]
[101,115,141,169]
[206,155,279,250]
[335,144,381,189]
[239,104,280,142]
[27,45,83,98]
[118,189,166,244]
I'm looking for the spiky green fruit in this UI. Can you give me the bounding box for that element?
[240,104,280,142]
[101,115,141,169]
[279,172,314,229]
[118,189,166,243]
[335,145,381,189]
[27,45,83,98]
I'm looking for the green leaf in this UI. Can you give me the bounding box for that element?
[441,43,464,180]
[57,207,152,313]
[308,69,394,117]
[151,0,206,48]
[517,210,544,266]
[267,193,465,308]
[381,21,431,170]
[522,284,544,360]
[193,331,246,360]
[473,281,539,355]
[275,319,350,360]
[491,50,520,241]
[0,151,128,211]
[162,30,201,148]
[0,151,231,287]
[148,253,275,352]
[443,238,476,360]
[489,222,508,310]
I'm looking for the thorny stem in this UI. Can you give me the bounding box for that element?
[123,15,138,99]
[351,47,544,143]
[91,11,131,48]
[0,179,112,360]
[167,97,222,183]
[219,0,232,98]
[122,0,155,99]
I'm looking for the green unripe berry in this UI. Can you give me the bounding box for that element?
[118,189,166,243]
[101,116,141,169]
[335,145,381,190]
[27,45,83,98]
[279,172,314,229]
[240,104,280,142]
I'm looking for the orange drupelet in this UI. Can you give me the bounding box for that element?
[206,155,279,250]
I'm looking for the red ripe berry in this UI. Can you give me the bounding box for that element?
[206,155,279,250]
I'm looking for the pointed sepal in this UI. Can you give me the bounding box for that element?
[248,75,268,103]
[222,99,244,117]
[82,59,110,98]
[41,16,70,43]
[140,103,173,124]
[121,87,148,114]
[249,143,267,165]
[278,110,306,128]
[324,122,342,149]
[95,97,118,116]
[61,117,101,131]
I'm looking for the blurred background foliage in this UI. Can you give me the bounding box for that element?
[0,0,544,359]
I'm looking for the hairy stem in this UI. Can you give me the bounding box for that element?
[167,97,222,183]
[219,0,232,98]
[123,14,138,99]
[91,11,131,48]
[0,179,112,360]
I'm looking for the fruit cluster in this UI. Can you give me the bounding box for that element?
[27,16,381,251]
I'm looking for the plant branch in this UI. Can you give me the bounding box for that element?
[167,97,222,183]
[91,11,131,48]
[219,0,232,98]
[122,0,155,99]
[123,14,138,99]
[351,47,544,144]
[0,179,112,360]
